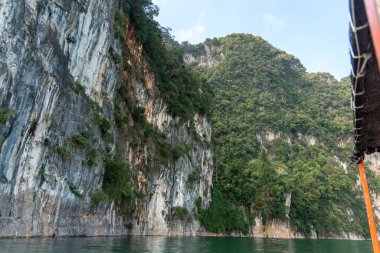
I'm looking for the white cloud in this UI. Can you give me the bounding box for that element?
[262,13,287,28]
[174,11,206,43]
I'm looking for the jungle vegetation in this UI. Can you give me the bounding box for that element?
[186,34,369,237]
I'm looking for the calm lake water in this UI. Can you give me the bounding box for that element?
[0,236,373,253]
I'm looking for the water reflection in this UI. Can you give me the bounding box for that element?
[0,236,373,253]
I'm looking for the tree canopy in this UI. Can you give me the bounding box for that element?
[187,34,369,237]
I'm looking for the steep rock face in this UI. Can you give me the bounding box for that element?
[0,0,125,238]
[0,0,213,237]
[121,25,213,235]
[183,40,224,69]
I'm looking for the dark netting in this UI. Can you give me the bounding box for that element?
[350,0,380,162]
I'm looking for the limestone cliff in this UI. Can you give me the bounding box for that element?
[0,0,213,237]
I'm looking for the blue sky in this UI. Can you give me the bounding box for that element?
[152,0,349,80]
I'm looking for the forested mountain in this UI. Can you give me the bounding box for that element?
[183,34,369,237]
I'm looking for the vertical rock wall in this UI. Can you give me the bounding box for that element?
[0,0,213,237]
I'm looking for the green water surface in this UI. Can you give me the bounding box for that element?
[0,236,373,253]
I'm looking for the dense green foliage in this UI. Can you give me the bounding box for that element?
[188,34,368,237]
[91,190,110,205]
[170,206,190,221]
[86,148,101,166]
[0,107,8,141]
[198,188,250,234]
[118,0,212,119]
[93,114,111,136]
[71,133,89,148]
[187,167,200,188]
[72,81,85,94]
[103,160,134,214]
[0,107,13,138]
